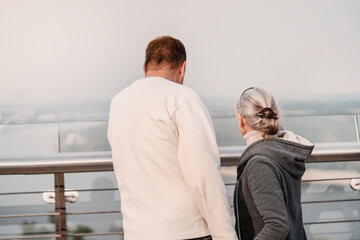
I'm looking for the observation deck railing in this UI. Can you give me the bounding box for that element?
[0,142,360,239]
[0,112,360,239]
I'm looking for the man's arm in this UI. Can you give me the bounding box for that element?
[175,97,237,240]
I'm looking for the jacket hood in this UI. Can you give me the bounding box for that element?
[238,130,314,179]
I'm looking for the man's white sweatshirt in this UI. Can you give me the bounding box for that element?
[108,77,237,240]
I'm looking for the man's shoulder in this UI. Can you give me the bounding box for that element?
[110,77,202,107]
[141,77,202,102]
[176,84,200,100]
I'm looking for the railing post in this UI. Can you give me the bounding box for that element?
[355,114,360,142]
[55,173,67,240]
[57,122,61,153]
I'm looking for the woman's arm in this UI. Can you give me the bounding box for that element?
[245,158,289,240]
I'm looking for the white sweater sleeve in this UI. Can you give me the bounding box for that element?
[175,99,237,240]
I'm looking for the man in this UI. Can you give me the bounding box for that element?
[108,36,237,240]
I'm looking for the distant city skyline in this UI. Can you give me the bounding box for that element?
[1,0,359,106]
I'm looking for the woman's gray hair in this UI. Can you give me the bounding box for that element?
[236,87,280,135]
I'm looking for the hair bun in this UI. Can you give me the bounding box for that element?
[257,107,279,120]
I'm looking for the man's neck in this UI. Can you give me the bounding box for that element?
[145,69,182,84]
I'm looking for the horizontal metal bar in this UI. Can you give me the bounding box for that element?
[66,232,124,237]
[0,235,60,240]
[308,142,360,163]
[69,187,118,192]
[0,190,49,196]
[0,142,359,175]
[67,210,121,215]
[225,183,235,186]
[224,178,360,186]
[0,188,119,196]
[0,151,112,162]
[302,177,360,183]
[304,219,360,225]
[0,152,113,175]
[0,213,59,218]
[220,142,360,166]
[301,198,360,204]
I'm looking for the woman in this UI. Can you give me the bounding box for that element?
[233,87,314,240]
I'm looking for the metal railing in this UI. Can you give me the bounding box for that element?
[0,111,360,239]
[0,142,360,239]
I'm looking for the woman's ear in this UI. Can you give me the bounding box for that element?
[236,113,247,136]
[240,115,247,136]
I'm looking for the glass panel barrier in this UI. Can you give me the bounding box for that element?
[0,114,355,155]
[0,123,58,156]
[212,114,358,147]
[59,121,110,152]
[212,117,245,147]
[280,115,357,143]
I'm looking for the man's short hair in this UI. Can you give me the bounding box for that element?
[144,36,186,72]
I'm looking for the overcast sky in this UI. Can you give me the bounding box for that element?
[1,0,359,106]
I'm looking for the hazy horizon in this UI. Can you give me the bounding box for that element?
[1,0,360,107]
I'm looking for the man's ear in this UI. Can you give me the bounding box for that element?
[179,61,186,81]
[143,64,146,75]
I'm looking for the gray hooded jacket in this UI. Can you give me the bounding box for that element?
[234,131,314,240]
